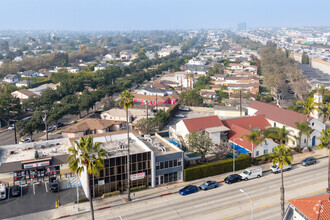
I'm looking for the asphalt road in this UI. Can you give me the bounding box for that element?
[71,158,328,220]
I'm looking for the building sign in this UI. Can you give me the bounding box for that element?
[130,172,145,181]
[23,161,50,169]
[98,180,105,185]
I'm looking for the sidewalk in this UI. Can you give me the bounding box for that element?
[13,147,329,220]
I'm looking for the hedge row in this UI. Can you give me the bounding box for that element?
[184,154,252,181]
[167,102,179,116]
[101,190,120,198]
[29,79,53,88]
[130,185,147,192]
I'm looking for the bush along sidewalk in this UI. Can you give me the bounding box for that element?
[184,154,251,181]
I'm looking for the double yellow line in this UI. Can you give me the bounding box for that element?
[202,179,326,216]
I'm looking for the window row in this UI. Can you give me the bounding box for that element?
[156,158,182,170]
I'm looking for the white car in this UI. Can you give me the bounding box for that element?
[175,114,185,118]
[0,183,6,200]
[8,124,15,130]
[180,107,190,111]
[239,166,262,181]
[270,164,291,173]
[19,138,31,144]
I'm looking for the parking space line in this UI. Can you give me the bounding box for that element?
[45,181,49,192]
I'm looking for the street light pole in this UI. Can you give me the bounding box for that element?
[42,110,48,141]
[240,189,253,220]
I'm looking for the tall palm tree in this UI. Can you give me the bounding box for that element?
[270,144,293,218]
[119,90,134,202]
[68,136,108,220]
[278,126,291,145]
[242,127,264,162]
[317,128,330,191]
[318,103,330,123]
[297,97,315,117]
[294,121,310,149]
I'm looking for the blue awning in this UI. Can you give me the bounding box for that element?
[232,143,250,154]
[168,139,180,146]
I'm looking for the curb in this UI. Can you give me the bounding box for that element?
[97,205,111,210]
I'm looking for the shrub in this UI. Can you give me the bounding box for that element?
[130,185,147,192]
[102,190,120,198]
[74,197,88,204]
[308,146,312,152]
[167,103,179,116]
[294,146,302,153]
[184,153,251,181]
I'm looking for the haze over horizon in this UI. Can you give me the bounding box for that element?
[1,0,329,31]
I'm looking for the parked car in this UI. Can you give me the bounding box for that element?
[270,163,291,173]
[19,138,31,144]
[55,122,64,128]
[0,183,6,200]
[180,107,190,111]
[10,185,20,197]
[44,126,55,133]
[8,124,15,130]
[179,185,198,195]
[300,157,316,166]
[224,174,242,184]
[50,177,59,192]
[239,166,262,181]
[175,114,185,118]
[199,181,219,190]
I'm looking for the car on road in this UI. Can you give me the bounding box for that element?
[270,163,291,173]
[224,174,242,184]
[300,157,316,166]
[0,183,6,200]
[50,178,59,192]
[44,126,55,133]
[8,124,15,130]
[175,114,185,118]
[179,185,198,195]
[10,185,20,197]
[239,166,262,181]
[19,138,31,144]
[180,107,190,111]
[199,181,219,190]
[54,122,64,128]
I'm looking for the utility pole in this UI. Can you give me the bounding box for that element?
[42,110,48,141]
[180,77,183,93]
[146,101,149,119]
[155,95,158,113]
[239,90,242,116]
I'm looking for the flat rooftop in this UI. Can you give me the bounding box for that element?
[0,138,70,164]
[141,134,182,156]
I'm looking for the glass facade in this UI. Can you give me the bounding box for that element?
[91,152,152,197]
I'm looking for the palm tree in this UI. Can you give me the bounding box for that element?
[278,126,291,145]
[119,90,134,202]
[318,103,330,123]
[68,136,108,220]
[297,97,315,117]
[317,128,330,191]
[242,127,264,163]
[270,144,293,218]
[294,121,310,149]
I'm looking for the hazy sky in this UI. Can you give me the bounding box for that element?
[0,0,329,31]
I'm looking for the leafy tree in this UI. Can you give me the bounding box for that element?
[301,52,309,64]
[241,128,264,162]
[68,136,108,220]
[186,132,213,161]
[0,92,21,124]
[179,89,203,106]
[135,118,158,134]
[34,150,39,160]
[318,103,330,123]
[118,90,134,202]
[296,97,315,117]
[154,109,170,128]
[317,128,330,191]
[39,88,58,108]
[294,121,312,149]
[270,145,292,218]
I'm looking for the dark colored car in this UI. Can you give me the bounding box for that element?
[11,185,20,197]
[224,174,242,184]
[300,157,316,166]
[56,122,64,128]
[199,181,219,190]
[50,178,59,192]
[179,185,198,196]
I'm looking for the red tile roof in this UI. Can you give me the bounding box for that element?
[222,115,271,151]
[183,116,224,133]
[289,194,330,220]
[248,101,309,129]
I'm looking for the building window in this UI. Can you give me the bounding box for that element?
[304,139,306,143]
[312,122,314,126]
[256,151,259,156]
[264,149,268,155]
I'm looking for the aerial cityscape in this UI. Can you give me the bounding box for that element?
[0,1,329,220]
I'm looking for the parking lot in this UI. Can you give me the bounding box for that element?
[0,179,85,219]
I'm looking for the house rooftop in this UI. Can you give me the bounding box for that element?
[12,89,36,97]
[62,119,123,133]
[183,115,224,133]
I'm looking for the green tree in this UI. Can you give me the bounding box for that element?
[294,121,312,149]
[179,89,203,106]
[301,52,309,64]
[318,103,330,123]
[118,90,134,202]
[68,136,108,220]
[270,144,293,218]
[297,97,316,117]
[0,92,21,124]
[135,118,158,134]
[241,128,264,162]
[186,132,213,161]
[317,128,330,191]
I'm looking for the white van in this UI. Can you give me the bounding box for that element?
[270,163,291,173]
[239,166,262,181]
[0,183,6,200]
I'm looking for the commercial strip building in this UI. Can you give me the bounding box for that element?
[0,131,184,199]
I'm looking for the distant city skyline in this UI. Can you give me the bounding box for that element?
[0,0,329,31]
